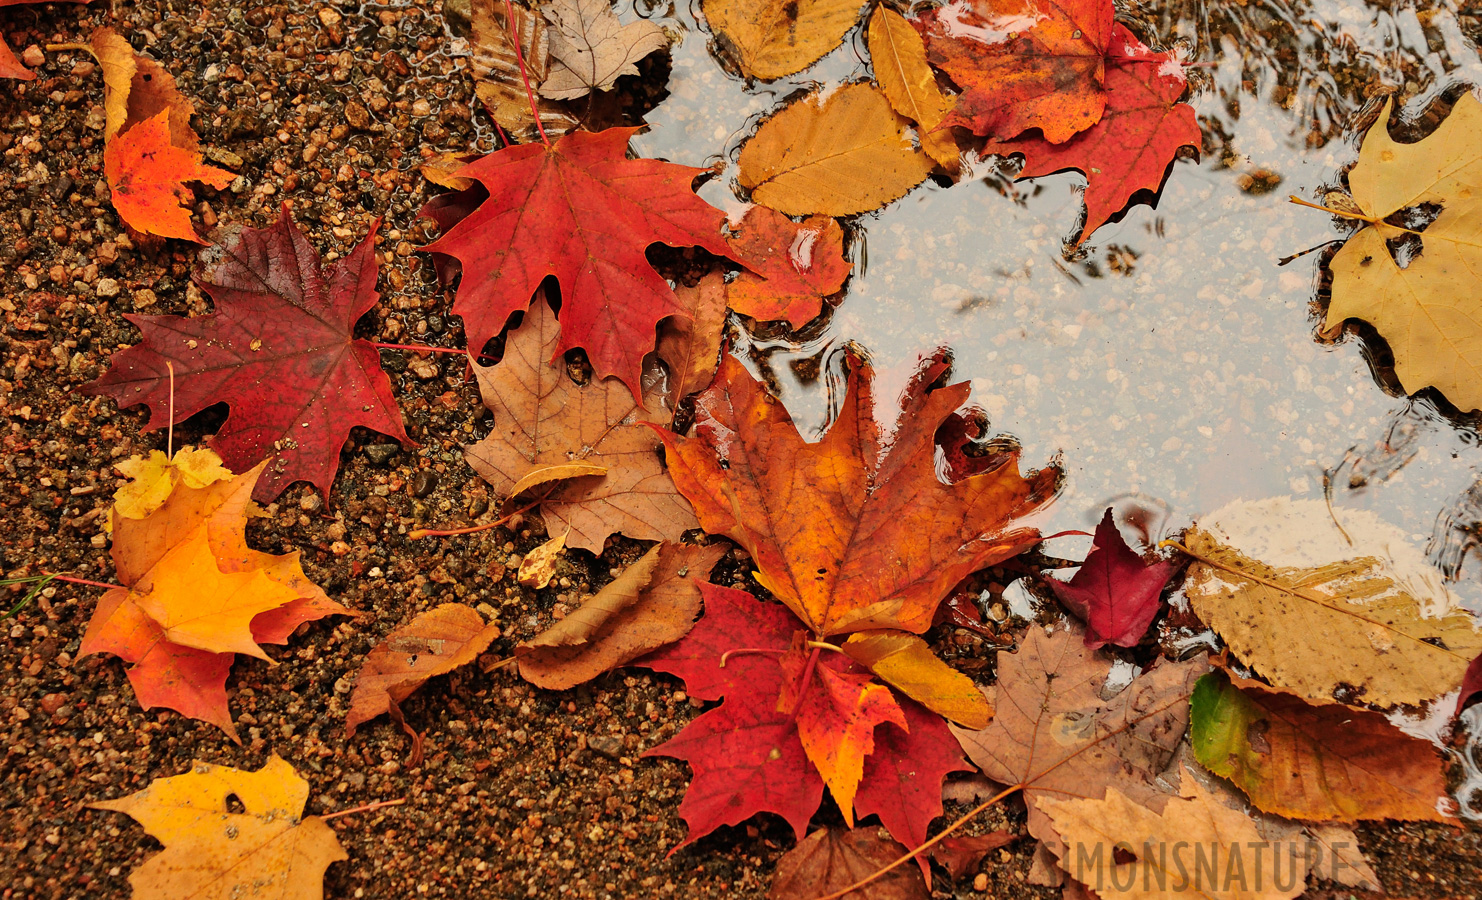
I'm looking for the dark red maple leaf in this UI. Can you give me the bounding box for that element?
[1458,651,1482,718]
[421,127,735,399]
[1045,508,1175,648]
[83,208,409,501]
[981,27,1200,243]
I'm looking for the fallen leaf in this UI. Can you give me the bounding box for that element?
[518,530,568,588]
[1042,772,1307,900]
[345,603,501,759]
[516,542,725,689]
[539,0,668,99]
[84,207,409,501]
[923,0,1114,143]
[90,26,136,137]
[841,630,992,728]
[502,462,611,510]
[778,635,908,824]
[930,831,1018,881]
[867,6,959,170]
[110,446,233,525]
[724,206,851,328]
[982,27,1200,243]
[655,270,730,402]
[767,826,929,900]
[464,292,698,553]
[703,0,865,81]
[421,126,734,396]
[1045,507,1175,648]
[1189,670,1450,822]
[951,625,1208,873]
[91,26,199,146]
[738,83,934,216]
[468,0,579,142]
[81,463,347,736]
[420,151,482,191]
[656,348,1058,637]
[103,111,235,243]
[91,755,347,900]
[1180,496,1482,706]
[1305,823,1384,892]
[1,0,86,80]
[1321,94,1482,412]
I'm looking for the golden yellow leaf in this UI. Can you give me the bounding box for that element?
[841,630,991,729]
[867,7,958,171]
[739,83,933,217]
[91,755,347,900]
[111,446,233,525]
[1181,497,1482,707]
[502,461,610,511]
[91,27,136,141]
[703,0,864,80]
[1323,94,1482,412]
[1042,772,1307,900]
[517,530,568,589]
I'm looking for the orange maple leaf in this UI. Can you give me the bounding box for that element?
[103,110,234,242]
[656,349,1058,638]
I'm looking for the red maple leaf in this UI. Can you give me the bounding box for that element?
[83,208,409,500]
[1458,652,1482,718]
[981,27,1201,242]
[421,127,735,399]
[637,584,971,864]
[1045,508,1176,648]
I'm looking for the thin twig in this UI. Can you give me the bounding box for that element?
[321,797,407,822]
[408,498,542,540]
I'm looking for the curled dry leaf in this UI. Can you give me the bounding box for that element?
[1190,670,1450,823]
[703,0,865,81]
[841,630,991,729]
[104,111,235,243]
[345,604,501,760]
[867,6,959,171]
[724,207,851,329]
[738,83,934,217]
[539,0,668,99]
[516,542,725,690]
[84,208,409,501]
[1181,496,1482,707]
[90,755,347,900]
[464,293,697,553]
[517,530,568,589]
[767,826,929,900]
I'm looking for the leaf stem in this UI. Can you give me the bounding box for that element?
[320,797,406,822]
[505,0,550,147]
[716,647,787,668]
[166,361,176,458]
[408,498,542,539]
[368,342,468,356]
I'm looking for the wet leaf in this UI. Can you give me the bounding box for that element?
[982,27,1199,243]
[724,207,851,328]
[738,83,934,216]
[420,151,482,191]
[1044,507,1175,648]
[467,0,579,142]
[704,0,864,81]
[80,464,347,737]
[767,826,929,900]
[422,127,734,396]
[90,755,347,900]
[1459,650,1482,718]
[951,624,1208,873]
[1190,670,1451,822]
[345,604,501,758]
[867,6,959,170]
[1322,94,1482,412]
[103,111,235,243]
[517,530,568,588]
[464,293,698,553]
[655,348,1058,637]
[539,0,668,99]
[515,542,725,689]
[841,630,992,728]
[110,446,233,526]
[1180,497,1482,707]
[923,0,1114,143]
[655,270,730,402]
[91,26,199,146]
[929,831,1018,881]
[1042,772,1308,900]
[1306,823,1384,892]
[84,208,409,501]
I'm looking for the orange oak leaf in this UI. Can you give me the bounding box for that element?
[981,27,1200,243]
[103,110,234,243]
[724,206,851,329]
[923,0,1115,143]
[79,463,349,737]
[420,127,735,398]
[655,348,1058,637]
[464,292,698,553]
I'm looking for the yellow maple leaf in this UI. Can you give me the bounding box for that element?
[91,755,347,900]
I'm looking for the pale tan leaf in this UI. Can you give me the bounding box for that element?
[539,0,669,100]
[468,0,579,141]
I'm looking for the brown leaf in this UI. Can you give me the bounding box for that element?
[464,291,698,553]
[929,832,1018,881]
[468,0,578,142]
[502,462,610,512]
[517,531,567,589]
[768,827,929,900]
[91,27,198,148]
[655,270,729,403]
[345,604,500,759]
[516,542,725,689]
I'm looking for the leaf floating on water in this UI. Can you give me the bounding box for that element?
[867,6,959,171]
[1044,507,1175,648]
[703,0,866,81]
[724,207,851,329]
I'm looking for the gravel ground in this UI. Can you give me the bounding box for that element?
[0,0,1479,898]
